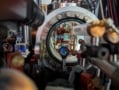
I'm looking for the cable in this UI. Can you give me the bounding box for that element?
[108,0,114,20]
[99,0,104,19]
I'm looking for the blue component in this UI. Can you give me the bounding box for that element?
[59,46,69,58]
[19,45,26,52]
[15,45,26,53]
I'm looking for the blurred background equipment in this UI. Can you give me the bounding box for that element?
[7,52,25,71]
[0,68,38,90]
[0,0,44,28]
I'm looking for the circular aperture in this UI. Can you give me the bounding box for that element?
[46,18,85,64]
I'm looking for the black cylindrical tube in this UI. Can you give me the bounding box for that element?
[26,2,45,28]
[81,45,109,59]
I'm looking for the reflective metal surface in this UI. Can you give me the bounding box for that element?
[36,6,98,64]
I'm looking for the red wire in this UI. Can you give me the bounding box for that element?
[108,0,114,20]
[113,0,118,25]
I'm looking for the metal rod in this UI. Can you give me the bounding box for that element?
[82,58,86,67]
[114,54,117,62]
[99,0,104,18]
[62,59,67,71]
